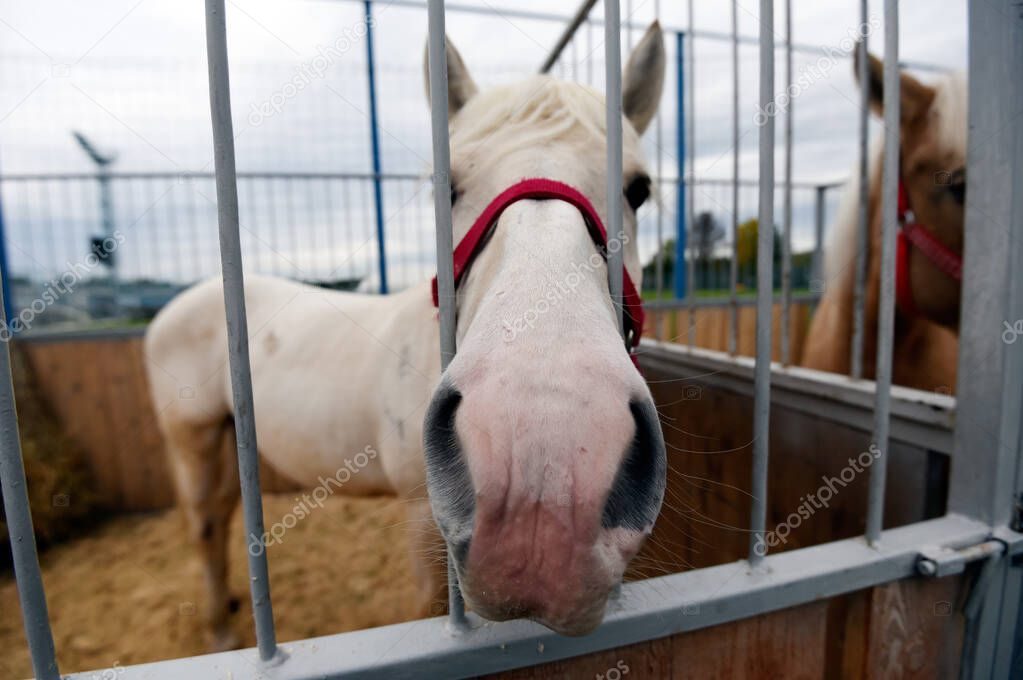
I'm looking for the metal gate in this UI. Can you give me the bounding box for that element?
[2,0,1022,678]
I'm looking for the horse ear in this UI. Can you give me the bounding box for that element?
[622,21,665,135]
[854,44,935,123]
[423,36,478,117]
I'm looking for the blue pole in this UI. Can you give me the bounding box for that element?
[0,157,13,329]
[674,31,687,300]
[364,0,388,294]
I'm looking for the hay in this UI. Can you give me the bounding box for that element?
[0,344,104,567]
[0,493,421,678]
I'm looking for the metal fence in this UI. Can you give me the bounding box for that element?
[2,1,1022,679]
[0,0,875,336]
[0,170,839,333]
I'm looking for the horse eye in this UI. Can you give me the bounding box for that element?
[625,175,651,212]
[948,181,966,205]
[945,168,966,204]
[450,185,459,207]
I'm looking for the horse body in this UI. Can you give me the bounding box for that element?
[146,275,443,649]
[147,275,439,494]
[802,55,965,392]
[147,23,668,649]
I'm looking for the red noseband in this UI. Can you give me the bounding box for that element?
[895,174,963,317]
[430,178,645,358]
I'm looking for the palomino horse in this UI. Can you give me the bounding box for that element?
[146,24,667,650]
[801,52,965,392]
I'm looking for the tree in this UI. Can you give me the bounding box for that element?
[693,211,725,262]
[736,218,783,288]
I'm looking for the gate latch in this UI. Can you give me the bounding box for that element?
[916,540,1006,578]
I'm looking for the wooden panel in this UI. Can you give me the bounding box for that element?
[634,360,942,575]
[489,600,828,679]
[488,575,965,680]
[861,577,964,679]
[15,316,939,556]
[16,336,300,511]
[646,302,812,362]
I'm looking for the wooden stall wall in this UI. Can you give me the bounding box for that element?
[646,301,812,362]
[489,575,966,679]
[17,317,944,569]
[16,332,299,511]
[631,358,946,576]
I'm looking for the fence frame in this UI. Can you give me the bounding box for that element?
[3,1,1022,678]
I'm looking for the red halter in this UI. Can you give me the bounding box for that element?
[430,178,645,358]
[895,174,963,316]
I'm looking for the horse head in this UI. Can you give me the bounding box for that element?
[857,49,966,329]
[421,23,666,636]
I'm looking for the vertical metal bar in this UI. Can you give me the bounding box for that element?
[950,4,1023,673]
[780,0,793,365]
[673,31,687,303]
[365,0,389,294]
[748,0,775,566]
[203,0,278,661]
[728,0,740,356]
[864,0,899,545]
[426,0,467,630]
[97,167,120,316]
[653,2,664,319]
[813,184,825,284]
[685,0,695,347]
[586,19,594,87]
[850,0,870,379]
[605,0,625,336]
[0,284,58,680]
[0,169,14,328]
[625,0,633,50]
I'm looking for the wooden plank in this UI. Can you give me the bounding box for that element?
[488,600,828,679]
[16,336,302,512]
[862,577,965,679]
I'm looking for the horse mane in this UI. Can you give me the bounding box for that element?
[824,71,967,281]
[449,75,642,170]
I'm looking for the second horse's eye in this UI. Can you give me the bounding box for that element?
[625,175,651,211]
[450,185,459,207]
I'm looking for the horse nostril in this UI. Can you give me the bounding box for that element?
[601,399,666,531]
[423,382,474,559]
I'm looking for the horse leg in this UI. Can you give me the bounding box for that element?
[165,417,242,652]
[405,498,449,618]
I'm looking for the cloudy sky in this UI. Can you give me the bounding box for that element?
[0,0,967,290]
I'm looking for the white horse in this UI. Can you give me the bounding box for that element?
[145,23,666,650]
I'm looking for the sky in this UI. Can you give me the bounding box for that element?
[0,0,968,292]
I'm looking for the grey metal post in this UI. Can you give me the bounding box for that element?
[850,0,870,379]
[863,0,899,545]
[949,1,1023,674]
[625,0,633,50]
[0,303,58,679]
[685,0,696,347]
[604,0,625,337]
[728,0,739,356]
[203,0,278,661]
[539,0,599,74]
[426,0,467,630]
[73,132,120,317]
[653,0,664,322]
[748,0,774,566]
[813,184,826,284]
[779,0,793,365]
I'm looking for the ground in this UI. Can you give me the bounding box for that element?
[0,493,420,679]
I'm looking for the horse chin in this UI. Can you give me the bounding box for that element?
[460,584,610,637]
